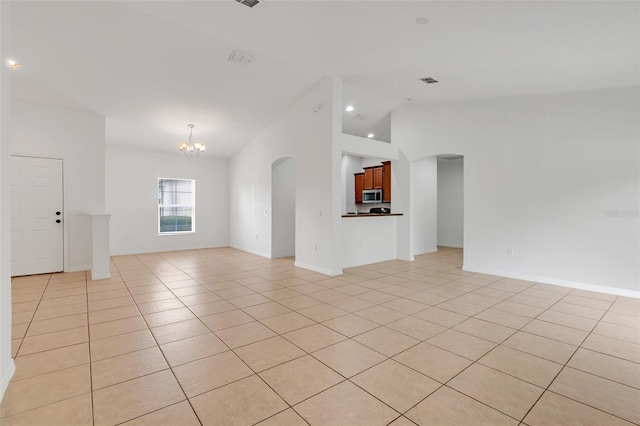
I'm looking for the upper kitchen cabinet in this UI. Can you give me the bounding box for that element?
[356,162,391,202]
[382,161,391,202]
[355,173,364,203]
[363,165,383,190]
[373,167,383,189]
[363,168,373,190]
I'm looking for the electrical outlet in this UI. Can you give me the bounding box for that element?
[507,248,514,256]
[315,244,318,251]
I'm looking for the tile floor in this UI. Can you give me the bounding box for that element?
[1,247,639,425]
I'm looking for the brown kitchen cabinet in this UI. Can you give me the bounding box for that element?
[356,162,391,203]
[363,165,383,189]
[382,161,391,202]
[373,167,383,189]
[354,173,364,203]
[363,168,373,190]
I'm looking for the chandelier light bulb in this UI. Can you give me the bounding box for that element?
[178,124,206,157]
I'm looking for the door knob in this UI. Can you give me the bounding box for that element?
[56,219,61,223]
[56,211,61,215]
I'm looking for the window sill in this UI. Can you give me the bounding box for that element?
[158,231,195,236]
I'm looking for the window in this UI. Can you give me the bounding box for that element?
[158,178,195,234]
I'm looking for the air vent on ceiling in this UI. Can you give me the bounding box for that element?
[235,0,261,7]
[353,113,370,121]
[419,77,439,84]
[439,155,463,160]
[228,50,254,65]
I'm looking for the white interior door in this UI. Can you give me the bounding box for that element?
[11,156,64,276]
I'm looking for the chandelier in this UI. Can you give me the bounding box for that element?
[178,124,206,156]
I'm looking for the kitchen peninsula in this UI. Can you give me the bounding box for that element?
[342,212,403,217]
[341,153,403,269]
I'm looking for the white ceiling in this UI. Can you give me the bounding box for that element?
[9,1,639,158]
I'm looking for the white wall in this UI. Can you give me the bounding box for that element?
[11,100,105,272]
[341,216,398,268]
[361,157,384,168]
[0,0,15,401]
[230,77,339,274]
[438,157,464,248]
[271,157,295,258]
[411,156,438,255]
[340,133,399,160]
[393,87,639,293]
[106,147,228,255]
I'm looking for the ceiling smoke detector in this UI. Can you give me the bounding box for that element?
[228,50,254,65]
[419,77,439,84]
[235,0,261,8]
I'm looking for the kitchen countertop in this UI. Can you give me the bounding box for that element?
[341,213,404,217]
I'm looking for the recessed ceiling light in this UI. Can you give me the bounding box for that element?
[367,133,374,138]
[345,105,354,112]
[8,59,19,69]
[416,17,429,25]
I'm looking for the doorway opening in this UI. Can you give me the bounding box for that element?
[437,154,464,249]
[411,154,464,256]
[271,157,295,258]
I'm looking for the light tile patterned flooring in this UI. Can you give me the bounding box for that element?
[2,247,639,425]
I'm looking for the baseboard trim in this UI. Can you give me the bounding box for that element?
[413,246,438,256]
[294,261,339,277]
[437,243,463,249]
[109,243,229,257]
[463,264,640,298]
[271,251,295,259]
[232,246,271,259]
[1,359,15,402]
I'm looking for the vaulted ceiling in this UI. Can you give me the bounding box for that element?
[10,1,639,157]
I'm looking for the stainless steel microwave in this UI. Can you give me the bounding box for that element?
[362,189,382,203]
